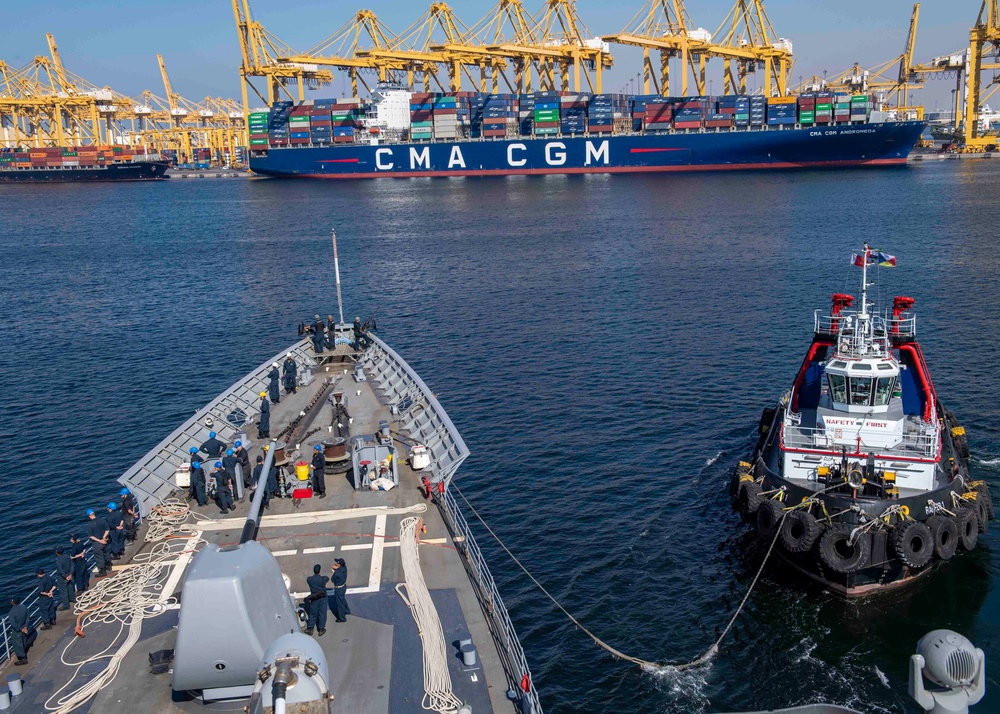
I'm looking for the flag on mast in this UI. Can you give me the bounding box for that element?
[850,251,897,267]
[876,251,897,267]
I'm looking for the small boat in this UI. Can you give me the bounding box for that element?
[732,245,993,597]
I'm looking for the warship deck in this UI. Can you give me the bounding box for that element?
[0,333,537,714]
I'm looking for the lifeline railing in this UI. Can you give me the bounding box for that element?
[362,332,543,713]
[783,423,940,459]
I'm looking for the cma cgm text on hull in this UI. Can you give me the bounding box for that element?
[249,122,925,179]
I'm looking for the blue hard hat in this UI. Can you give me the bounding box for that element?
[214,461,222,468]
[192,461,201,468]
[314,444,323,451]
[85,508,95,517]
[120,487,129,496]
[226,448,234,456]
[235,440,242,447]
[107,502,117,511]
[209,431,217,439]
[189,447,198,454]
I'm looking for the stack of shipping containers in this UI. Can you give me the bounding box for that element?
[850,95,869,122]
[560,95,588,135]
[534,93,560,136]
[0,145,140,170]
[588,94,617,134]
[518,95,534,136]
[248,111,268,150]
[798,93,815,125]
[268,102,292,147]
[289,105,311,145]
[815,92,834,125]
[483,95,516,138]
[410,93,434,141]
[643,97,673,131]
[750,96,766,127]
[674,98,707,129]
[767,97,797,126]
[308,100,333,145]
[331,100,361,143]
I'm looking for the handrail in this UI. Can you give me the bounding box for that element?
[782,423,940,459]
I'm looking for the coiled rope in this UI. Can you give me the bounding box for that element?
[44,501,207,713]
[395,516,465,714]
[452,485,786,673]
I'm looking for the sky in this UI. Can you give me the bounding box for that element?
[1,0,982,111]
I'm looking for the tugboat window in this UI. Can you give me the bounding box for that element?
[828,374,847,403]
[874,377,895,406]
[849,377,873,406]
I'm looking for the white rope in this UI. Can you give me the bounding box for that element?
[395,516,464,714]
[44,504,207,713]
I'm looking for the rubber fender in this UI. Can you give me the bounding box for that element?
[892,520,934,569]
[925,515,958,561]
[955,508,980,551]
[979,487,995,520]
[728,467,742,500]
[758,407,777,436]
[780,510,822,553]
[756,500,784,539]
[954,433,970,460]
[974,496,990,534]
[818,525,871,574]
[737,482,764,523]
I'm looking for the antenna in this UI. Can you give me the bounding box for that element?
[331,229,345,327]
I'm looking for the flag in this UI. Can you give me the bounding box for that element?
[850,253,866,267]
[876,251,897,267]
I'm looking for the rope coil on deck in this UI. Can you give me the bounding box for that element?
[452,484,786,673]
[396,516,465,714]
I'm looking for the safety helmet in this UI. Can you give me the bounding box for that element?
[189,447,198,454]
[226,448,234,456]
[85,508,95,517]
[209,431,217,439]
[286,353,293,358]
[315,314,321,320]
[314,444,323,451]
[234,440,242,447]
[214,461,222,468]
[192,461,201,468]
[120,487,129,496]
[107,502,117,511]
[260,391,267,398]
[272,362,279,368]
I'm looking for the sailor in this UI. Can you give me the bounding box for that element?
[311,444,327,498]
[8,596,31,665]
[313,314,325,335]
[329,559,351,622]
[222,448,240,488]
[190,461,208,506]
[36,567,57,629]
[85,508,110,577]
[105,502,125,560]
[258,391,271,438]
[333,392,350,438]
[311,316,325,354]
[55,546,75,609]
[70,534,89,592]
[326,314,336,332]
[304,564,329,636]
[282,354,298,394]
[199,431,227,459]
[188,446,201,466]
[213,461,234,514]
[120,487,139,543]
[268,362,281,403]
[352,317,363,350]
[234,440,252,490]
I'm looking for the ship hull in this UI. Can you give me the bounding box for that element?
[249,121,925,179]
[0,161,169,183]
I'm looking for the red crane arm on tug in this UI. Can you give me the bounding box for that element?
[831,293,854,316]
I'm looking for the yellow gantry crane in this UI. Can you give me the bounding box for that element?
[707,0,793,96]
[961,0,1000,149]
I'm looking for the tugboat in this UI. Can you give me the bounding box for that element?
[732,245,993,597]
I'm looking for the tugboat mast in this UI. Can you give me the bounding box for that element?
[859,242,871,326]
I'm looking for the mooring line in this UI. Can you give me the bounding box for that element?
[452,484,784,672]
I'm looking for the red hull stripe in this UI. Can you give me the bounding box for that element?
[285,158,907,180]
[629,147,687,153]
[321,158,361,163]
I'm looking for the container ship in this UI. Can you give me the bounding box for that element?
[0,146,168,183]
[248,89,925,179]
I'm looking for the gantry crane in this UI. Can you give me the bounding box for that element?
[960,0,1000,149]
[704,0,793,96]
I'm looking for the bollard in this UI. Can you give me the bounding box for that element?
[461,644,477,667]
[0,686,10,710]
[4,674,20,697]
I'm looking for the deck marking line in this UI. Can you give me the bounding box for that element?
[161,532,201,602]
[270,549,298,557]
[341,543,373,551]
[369,514,386,591]
[302,546,339,554]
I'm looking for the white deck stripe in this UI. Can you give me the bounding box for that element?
[196,504,425,532]
[340,543,372,551]
[369,514,386,591]
[270,549,298,557]
[161,533,201,602]
[302,546,339,555]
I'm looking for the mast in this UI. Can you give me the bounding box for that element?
[860,243,870,324]
[331,228,345,327]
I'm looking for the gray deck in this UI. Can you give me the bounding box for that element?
[2,336,529,714]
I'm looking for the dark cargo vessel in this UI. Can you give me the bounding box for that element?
[0,146,168,183]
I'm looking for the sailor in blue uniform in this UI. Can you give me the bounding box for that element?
[352,317,363,350]
[252,456,275,509]
[188,446,200,465]
[8,596,31,665]
[282,354,297,394]
[258,392,271,438]
[121,488,138,543]
[36,567,57,628]
[85,508,110,576]
[268,362,281,404]
[213,461,234,513]
[200,431,227,459]
[234,440,251,490]
[311,315,326,354]
[70,534,89,592]
[105,502,125,559]
[222,448,240,496]
[190,461,208,506]
[55,546,75,609]
[304,564,329,636]
[311,444,326,498]
[330,558,351,622]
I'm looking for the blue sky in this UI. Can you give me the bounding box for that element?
[2,0,978,110]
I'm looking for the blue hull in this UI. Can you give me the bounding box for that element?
[249,121,924,179]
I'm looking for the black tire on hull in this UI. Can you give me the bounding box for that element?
[780,510,822,553]
[974,497,989,534]
[980,488,995,520]
[756,500,784,539]
[738,482,764,523]
[956,508,980,551]
[926,515,959,561]
[818,525,871,574]
[892,521,934,569]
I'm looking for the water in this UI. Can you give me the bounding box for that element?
[2,163,999,713]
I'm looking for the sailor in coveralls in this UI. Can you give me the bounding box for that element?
[304,564,329,636]
[330,559,351,622]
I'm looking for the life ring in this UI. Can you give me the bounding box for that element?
[955,508,980,551]
[891,520,933,568]
[925,515,958,561]
[818,525,871,573]
[756,500,784,539]
[737,482,764,523]
[780,510,821,553]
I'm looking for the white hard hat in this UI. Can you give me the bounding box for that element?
[272,362,279,368]
[286,353,293,358]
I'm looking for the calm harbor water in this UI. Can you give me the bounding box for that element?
[1,163,998,713]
